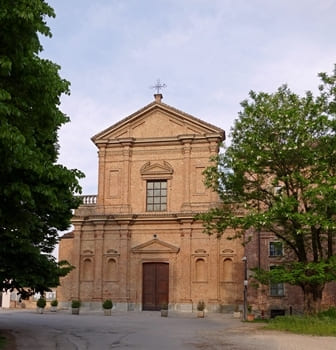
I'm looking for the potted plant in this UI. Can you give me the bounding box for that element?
[247,305,254,321]
[197,300,205,318]
[71,300,81,315]
[160,303,168,317]
[102,299,113,316]
[36,297,46,314]
[233,304,241,318]
[50,299,58,312]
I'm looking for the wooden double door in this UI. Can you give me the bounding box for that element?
[142,262,169,311]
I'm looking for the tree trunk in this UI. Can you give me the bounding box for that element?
[302,283,324,315]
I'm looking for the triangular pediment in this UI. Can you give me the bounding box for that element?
[140,161,173,176]
[92,100,224,145]
[131,238,180,254]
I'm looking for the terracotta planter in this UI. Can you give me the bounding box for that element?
[72,308,80,315]
[161,309,168,317]
[197,311,205,318]
[104,309,112,316]
[247,314,255,321]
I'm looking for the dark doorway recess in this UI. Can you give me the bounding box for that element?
[270,309,285,318]
[142,262,169,311]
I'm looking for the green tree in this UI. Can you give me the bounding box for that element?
[0,0,83,297]
[198,67,336,314]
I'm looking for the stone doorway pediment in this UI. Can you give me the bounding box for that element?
[131,238,179,254]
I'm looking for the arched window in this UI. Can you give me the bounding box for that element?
[82,258,93,281]
[195,258,206,281]
[223,258,233,281]
[105,258,118,281]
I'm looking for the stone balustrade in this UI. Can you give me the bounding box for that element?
[79,195,97,205]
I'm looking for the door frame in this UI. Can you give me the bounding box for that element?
[142,262,169,311]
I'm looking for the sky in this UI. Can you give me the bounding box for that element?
[41,0,336,195]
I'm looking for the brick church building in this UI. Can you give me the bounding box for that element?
[58,94,336,315]
[58,93,244,312]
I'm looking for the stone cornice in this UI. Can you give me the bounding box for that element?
[71,211,210,225]
[94,133,223,148]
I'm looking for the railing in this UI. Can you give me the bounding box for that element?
[79,195,97,205]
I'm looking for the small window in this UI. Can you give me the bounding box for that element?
[269,241,283,257]
[269,266,284,297]
[146,180,167,212]
[270,283,284,296]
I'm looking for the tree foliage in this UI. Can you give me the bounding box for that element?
[0,0,83,297]
[198,66,336,313]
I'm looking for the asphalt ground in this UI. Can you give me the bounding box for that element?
[0,309,335,350]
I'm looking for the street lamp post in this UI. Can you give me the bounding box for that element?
[242,256,248,321]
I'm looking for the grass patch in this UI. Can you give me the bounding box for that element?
[0,334,6,349]
[265,308,336,336]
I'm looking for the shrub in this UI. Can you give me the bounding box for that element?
[318,307,336,319]
[102,299,113,309]
[197,300,205,311]
[51,299,58,307]
[37,298,46,308]
[71,300,81,308]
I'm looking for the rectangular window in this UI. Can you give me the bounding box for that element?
[270,266,284,297]
[269,241,283,257]
[270,282,284,296]
[146,180,167,212]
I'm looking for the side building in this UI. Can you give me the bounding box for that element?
[58,94,244,312]
[245,230,336,317]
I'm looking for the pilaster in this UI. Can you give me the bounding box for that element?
[92,222,105,301]
[208,235,220,305]
[118,221,131,309]
[97,145,107,206]
[178,218,193,311]
[179,136,194,211]
[208,139,221,205]
[120,139,134,213]
[71,221,83,300]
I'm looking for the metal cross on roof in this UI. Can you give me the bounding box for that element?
[151,79,167,94]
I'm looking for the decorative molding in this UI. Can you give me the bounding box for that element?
[195,249,207,254]
[104,249,120,257]
[131,238,179,254]
[106,249,119,254]
[140,161,174,179]
[192,248,209,258]
[220,249,235,257]
[82,249,94,255]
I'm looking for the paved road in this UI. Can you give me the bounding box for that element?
[0,309,246,350]
[1,309,336,350]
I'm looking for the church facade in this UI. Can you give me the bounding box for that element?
[58,94,244,312]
